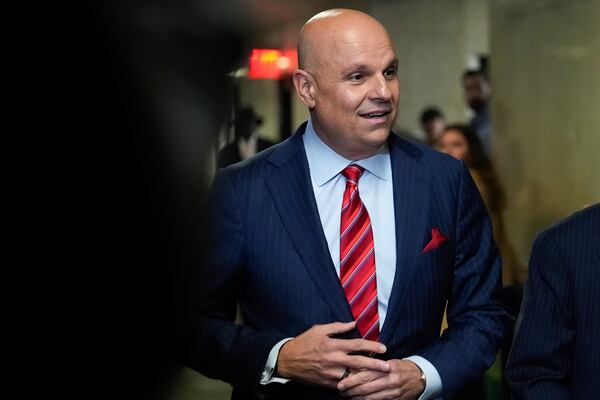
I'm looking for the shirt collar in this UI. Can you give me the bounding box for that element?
[303,118,390,186]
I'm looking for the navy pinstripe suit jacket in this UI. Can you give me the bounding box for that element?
[506,204,600,399]
[185,123,510,399]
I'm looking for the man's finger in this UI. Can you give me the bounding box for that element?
[337,370,383,392]
[338,354,390,373]
[334,338,387,355]
[321,321,357,336]
[339,373,390,397]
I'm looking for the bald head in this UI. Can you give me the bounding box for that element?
[292,8,399,160]
[298,9,392,71]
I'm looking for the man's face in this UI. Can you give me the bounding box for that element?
[308,28,399,160]
[463,75,489,111]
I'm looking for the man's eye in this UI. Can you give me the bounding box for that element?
[384,68,397,78]
[349,73,363,81]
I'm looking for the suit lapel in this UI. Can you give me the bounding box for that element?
[380,135,430,344]
[265,124,354,324]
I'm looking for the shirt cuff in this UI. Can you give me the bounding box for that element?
[404,355,443,400]
[260,337,294,385]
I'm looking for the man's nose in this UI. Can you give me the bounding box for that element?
[369,74,392,101]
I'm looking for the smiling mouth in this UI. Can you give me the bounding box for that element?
[359,110,391,119]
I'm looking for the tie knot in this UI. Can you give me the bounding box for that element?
[342,165,364,185]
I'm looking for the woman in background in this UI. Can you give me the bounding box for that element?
[437,124,525,288]
[437,123,525,399]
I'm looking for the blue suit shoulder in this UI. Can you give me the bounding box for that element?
[534,203,600,246]
[506,206,599,399]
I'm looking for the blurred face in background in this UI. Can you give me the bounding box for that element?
[423,116,446,144]
[438,129,469,161]
[463,74,490,111]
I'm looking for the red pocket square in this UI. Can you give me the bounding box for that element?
[422,228,451,253]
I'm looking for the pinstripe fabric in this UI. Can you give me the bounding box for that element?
[340,165,379,341]
[185,122,510,400]
[506,204,600,399]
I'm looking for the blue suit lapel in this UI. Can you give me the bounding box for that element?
[265,124,355,325]
[380,134,430,344]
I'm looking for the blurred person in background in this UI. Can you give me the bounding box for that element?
[218,105,275,168]
[462,69,492,154]
[184,9,510,400]
[437,123,526,399]
[437,124,526,290]
[506,203,600,399]
[419,106,446,147]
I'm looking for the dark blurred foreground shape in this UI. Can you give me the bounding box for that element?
[82,1,243,398]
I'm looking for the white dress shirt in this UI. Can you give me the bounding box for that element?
[261,120,442,399]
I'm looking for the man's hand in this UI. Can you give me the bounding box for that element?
[276,321,390,388]
[337,359,425,399]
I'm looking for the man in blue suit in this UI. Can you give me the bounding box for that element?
[505,204,600,398]
[184,9,509,399]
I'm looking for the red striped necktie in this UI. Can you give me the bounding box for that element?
[340,165,380,341]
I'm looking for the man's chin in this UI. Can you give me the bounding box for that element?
[362,128,391,149]
[367,125,392,140]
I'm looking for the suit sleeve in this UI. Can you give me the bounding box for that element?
[181,169,286,389]
[416,162,511,398]
[505,230,574,399]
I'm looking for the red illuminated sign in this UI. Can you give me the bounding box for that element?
[248,49,298,80]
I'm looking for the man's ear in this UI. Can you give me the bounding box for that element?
[292,69,316,109]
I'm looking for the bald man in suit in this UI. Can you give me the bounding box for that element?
[184,9,510,399]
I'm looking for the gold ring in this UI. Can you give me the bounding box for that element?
[339,368,351,381]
